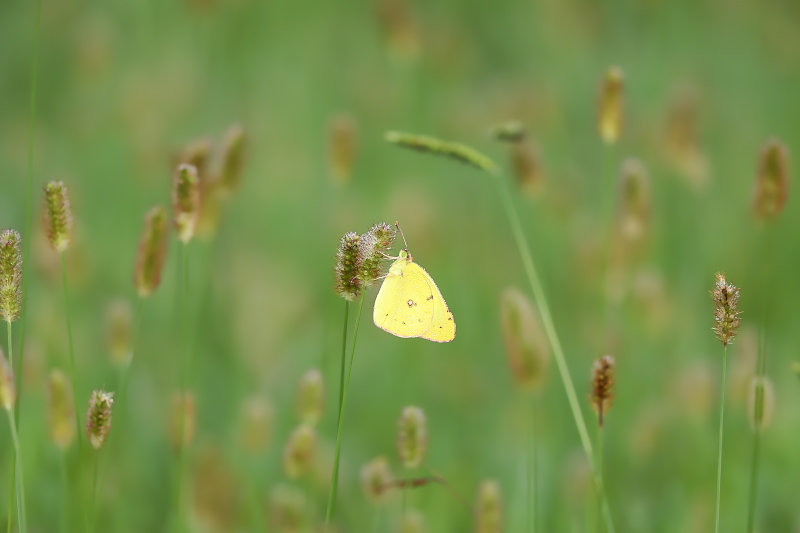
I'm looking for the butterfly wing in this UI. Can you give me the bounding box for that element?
[373,257,437,338]
[414,263,456,343]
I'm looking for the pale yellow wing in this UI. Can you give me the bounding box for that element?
[415,262,456,343]
[373,257,436,338]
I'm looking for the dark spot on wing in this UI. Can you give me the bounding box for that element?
[426,295,434,301]
[407,299,416,307]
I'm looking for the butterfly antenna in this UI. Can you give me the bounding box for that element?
[394,221,409,250]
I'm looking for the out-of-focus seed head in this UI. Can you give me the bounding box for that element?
[47,369,76,449]
[192,445,238,530]
[0,229,23,323]
[134,206,170,298]
[268,484,307,533]
[397,405,427,469]
[283,423,317,479]
[0,348,16,411]
[747,376,775,432]
[196,180,225,240]
[490,120,527,143]
[239,394,274,453]
[598,66,624,145]
[172,163,201,243]
[179,137,213,180]
[106,298,133,366]
[43,181,74,252]
[590,355,615,427]
[334,232,363,300]
[793,361,800,379]
[296,368,324,425]
[662,85,710,190]
[511,140,545,198]
[329,113,359,185]
[219,123,246,195]
[475,479,503,533]
[711,272,741,347]
[361,456,394,505]
[397,509,426,533]
[500,287,550,391]
[377,0,420,62]
[170,391,197,452]
[358,222,397,287]
[753,138,790,222]
[86,389,114,450]
[617,158,651,242]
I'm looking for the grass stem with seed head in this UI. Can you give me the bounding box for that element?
[61,253,82,446]
[172,242,191,533]
[746,331,769,533]
[714,346,727,533]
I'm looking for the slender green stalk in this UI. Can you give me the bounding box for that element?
[90,454,99,532]
[714,346,728,533]
[173,242,191,533]
[61,252,82,445]
[6,321,15,533]
[600,145,616,344]
[529,392,539,533]
[402,466,409,515]
[746,331,768,533]
[59,449,69,533]
[338,300,349,426]
[325,293,366,527]
[493,175,615,533]
[597,424,605,533]
[5,408,26,533]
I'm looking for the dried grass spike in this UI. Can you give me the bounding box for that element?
[134,206,170,298]
[283,423,317,479]
[397,405,427,469]
[590,355,615,427]
[385,131,498,175]
[500,287,550,391]
[0,229,23,323]
[753,138,790,221]
[711,272,741,347]
[44,180,74,252]
[475,479,503,533]
[617,158,651,242]
[172,163,201,243]
[334,232,363,300]
[361,456,394,505]
[86,389,114,449]
[747,376,775,431]
[170,390,197,451]
[358,222,396,287]
[0,347,16,411]
[47,369,76,449]
[598,66,624,145]
[239,395,274,453]
[219,123,246,194]
[297,368,324,425]
[106,298,133,366]
[511,140,545,198]
[329,113,359,185]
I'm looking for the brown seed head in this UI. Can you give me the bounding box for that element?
[500,287,550,391]
[47,369,76,449]
[617,158,651,242]
[268,484,307,533]
[329,113,359,185]
[511,140,545,198]
[747,376,775,432]
[134,206,170,298]
[475,479,503,533]
[590,355,616,427]
[172,163,201,243]
[170,390,197,452]
[296,368,324,425]
[397,405,427,469]
[219,123,246,194]
[598,66,624,145]
[0,229,23,323]
[334,232,363,300]
[377,0,420,62]
[711,272,741,347]
[106,298,133,366]
[361,456,394,505]
[239,394,274,453]
[43,181,74,252]
[358,222,396,287]
[283,423,317,479]
[0,347,16,411]
[86,389,114,449]
[753,138,790,221]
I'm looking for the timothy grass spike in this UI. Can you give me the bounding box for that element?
[385,131,498,175]
[47,369,75,450]
[475,480,503,533]
[172,163,200,244]
[283,423,317,479]
[86,389,114,450]
[43,181,74,252]
[358,222,396,287]
[134,206,170,298]
[361,456,394,505]
[747,376,775,432]
[297,368,324,425]
[711,272,741,347]
[598,66,624,145]
[334,232,363,300]
[0,230,23,324]
[501,287,550,391]
[490,120,527,143]
[753,138,790,221]
[329,113,359,185]
[590,355,616,427]
[397,406,427,469]
[219,123,246,194]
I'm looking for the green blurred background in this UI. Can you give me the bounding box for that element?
[1,0,799,531]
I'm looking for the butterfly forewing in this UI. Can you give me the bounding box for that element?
[373,257,436,338]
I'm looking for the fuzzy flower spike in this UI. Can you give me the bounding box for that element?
[44,181,74,252]
[0,230,22,324]
[711,272,741,347]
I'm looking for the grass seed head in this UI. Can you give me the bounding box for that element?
[475,479,503,533]
[329,113,359,185]
[747,376,775,432]
[170,390,197,452]
[397,405,427,469]
[358,222,396,287]
[711,272,741,347]
[47,369,76,449]
[385,131,499,175]
[268,484,307,533]
[500,287,550,391]
[296,367,324,425]
[283,423,317,479]
[43,180,74,252]
[134,205,170,298]
[219,123,246,194]
[377,0,420,62]
[0,347,16,411]
[398,509,426,533]
[335,232,363,300]
[511,140,544,198]
[590,355,616,427]
[179,137,213,180]
[753,138,790,221]
[361,456,394,505]
[239,395,274,453]
[598,66,624,145]
[172,163,201,243]
[106,298,133,366]
[490,120,527,143]
[0,229,23,323]
[86,389,114,450]
[617,158,651,242]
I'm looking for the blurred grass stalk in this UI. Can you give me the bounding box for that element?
[385,131,616,533]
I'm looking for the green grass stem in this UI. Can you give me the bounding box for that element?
[61,252,82,446]
[714,346,728,533]
[5,407,27,533]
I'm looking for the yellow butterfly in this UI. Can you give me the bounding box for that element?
[373,234,456,343]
